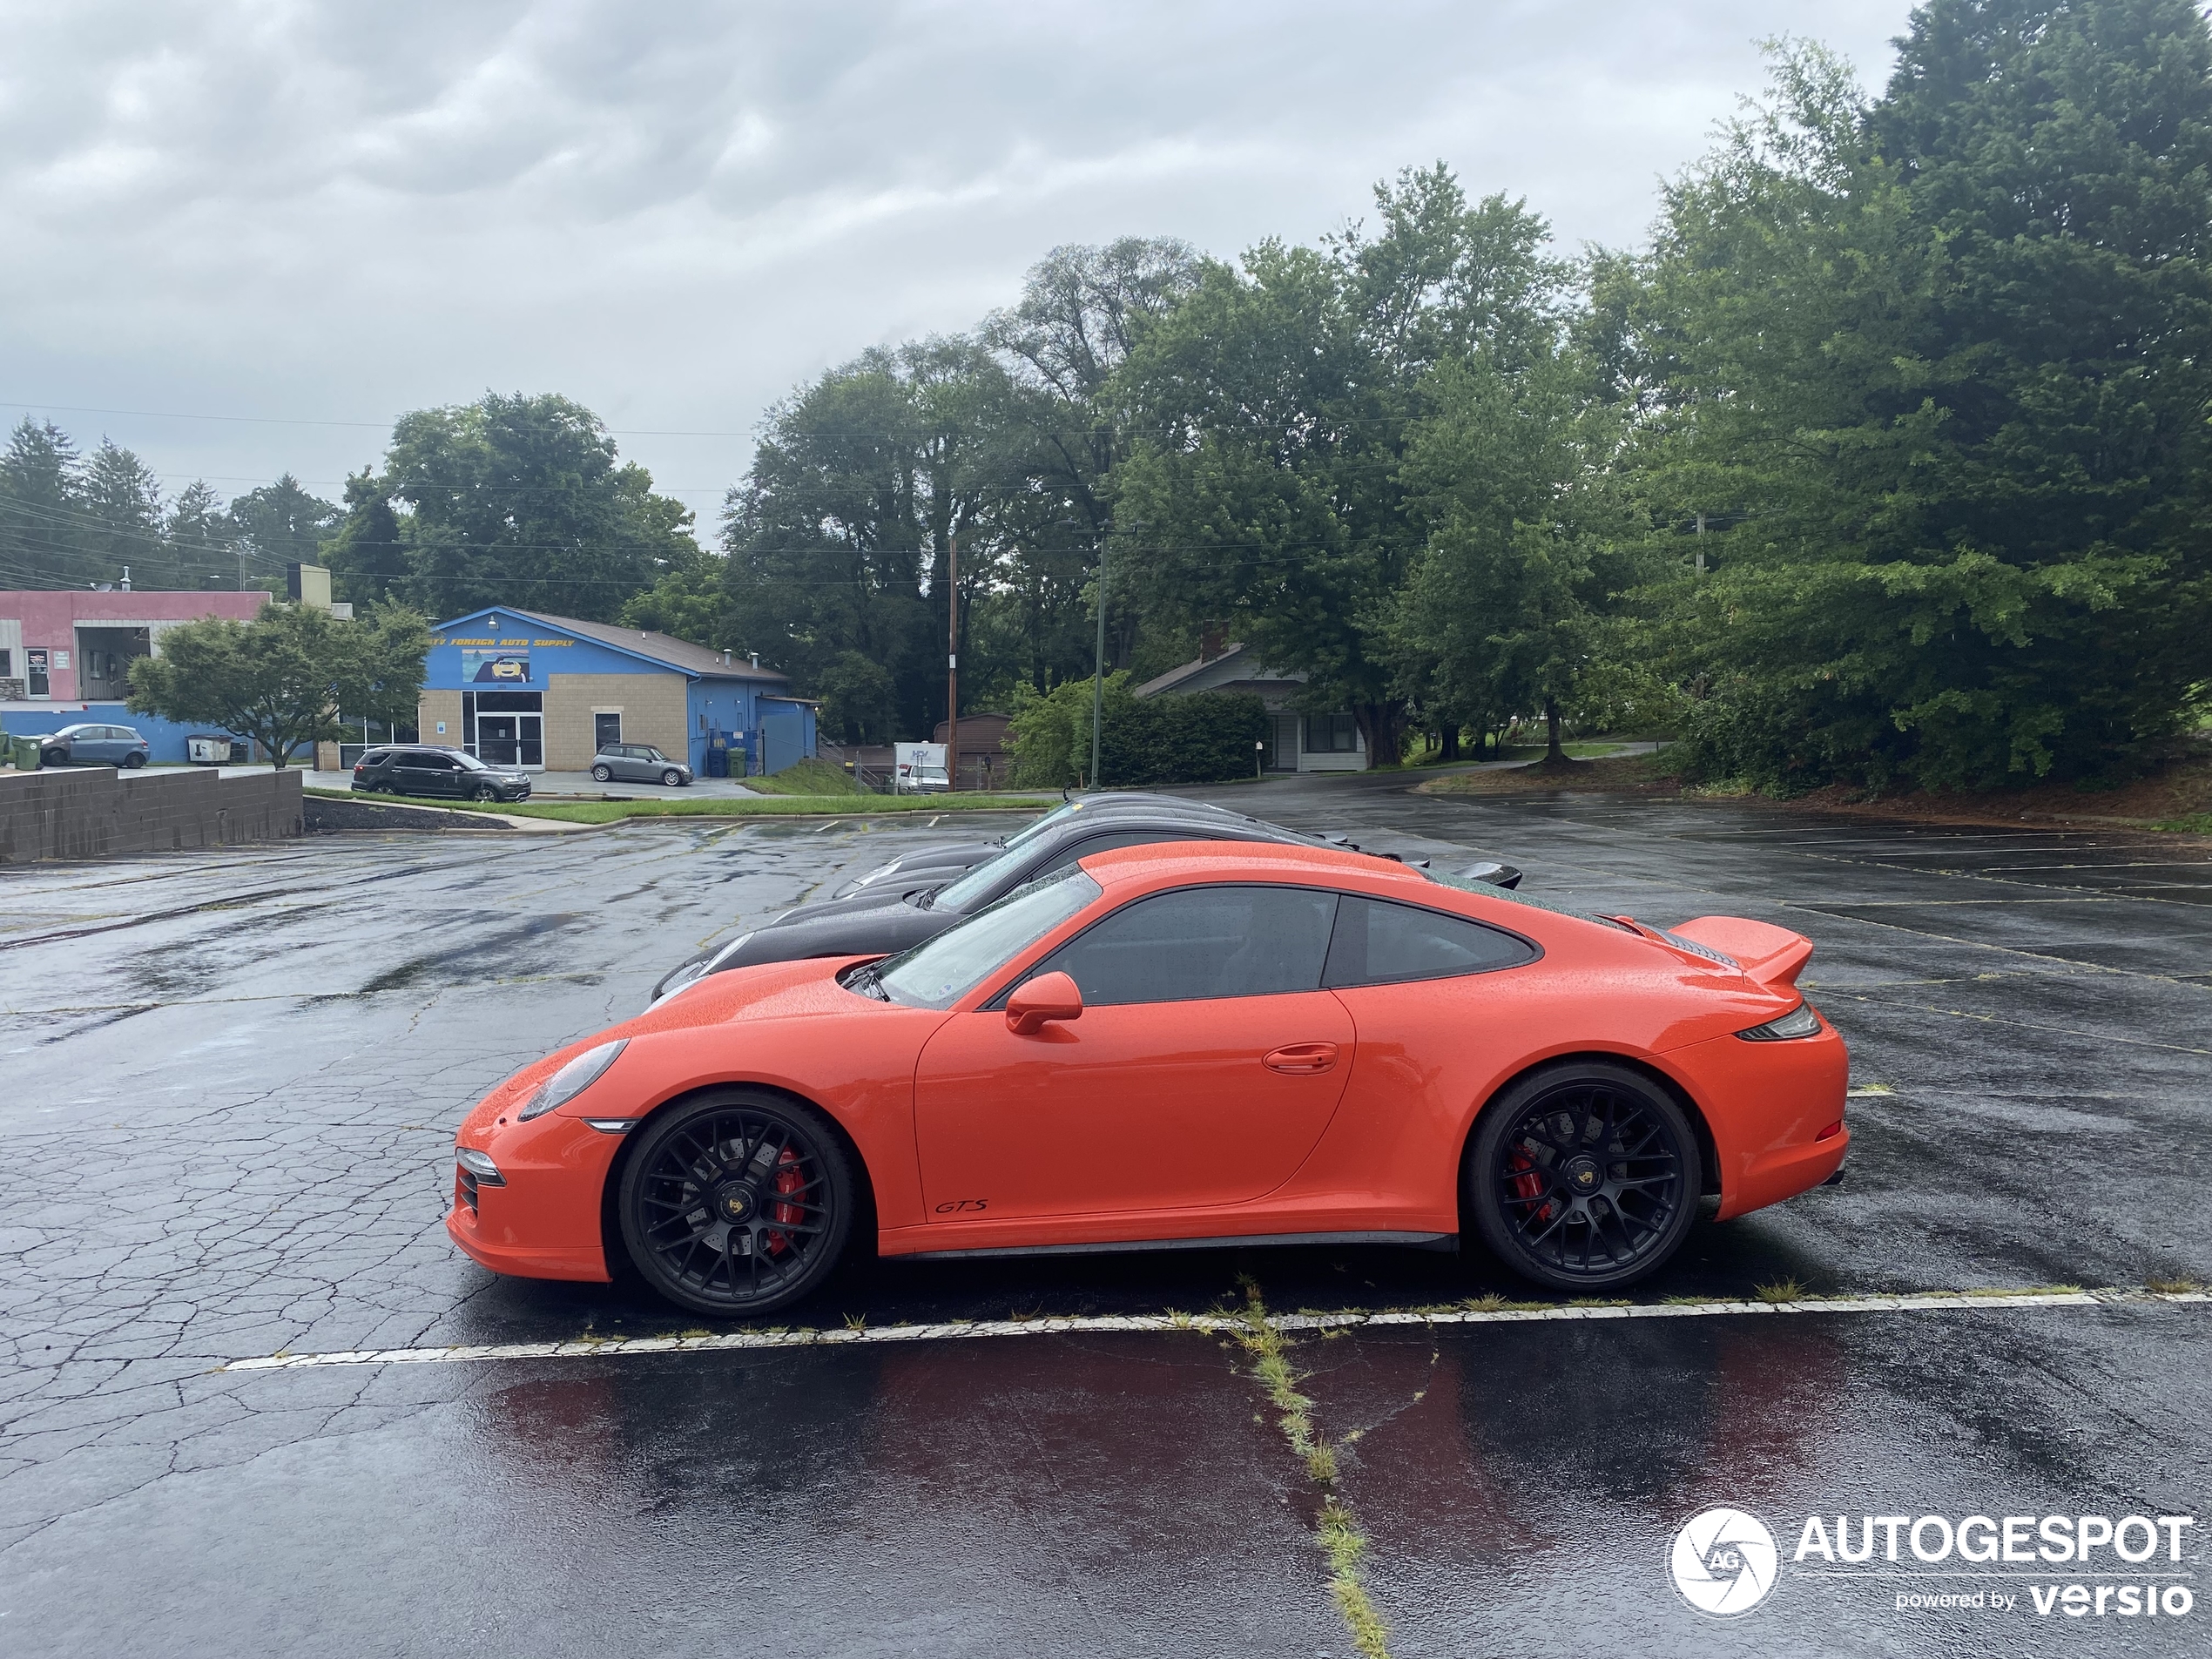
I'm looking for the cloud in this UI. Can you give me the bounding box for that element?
[0,0,1915,507]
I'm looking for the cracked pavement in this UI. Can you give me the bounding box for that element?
[3,787,2208,1656]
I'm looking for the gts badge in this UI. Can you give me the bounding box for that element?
[934,1198,989,1214]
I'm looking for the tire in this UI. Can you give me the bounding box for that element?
[1466,1060,1698,1292]
[591,764,613,783]
[41,750,67,768]
[619,1089,854,1317]
[473,782,499,802]
[124,752,145,769]
[661,770,684,787]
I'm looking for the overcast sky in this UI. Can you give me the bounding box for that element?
[0,1,1917,525]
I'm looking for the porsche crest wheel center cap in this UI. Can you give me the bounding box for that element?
[717,1184,758,1224]
[1562,1155,1602,1192]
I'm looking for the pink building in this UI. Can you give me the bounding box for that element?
[0,590,266,705]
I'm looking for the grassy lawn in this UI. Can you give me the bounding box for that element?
[736,757,869,796]
[307,786,1049,823]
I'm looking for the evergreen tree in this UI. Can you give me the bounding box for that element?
[0,417,85,587]
[79,439,167,589]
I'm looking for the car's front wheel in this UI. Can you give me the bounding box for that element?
[41,749,66,767]
[618,1089,853,1317]
[661,770,685,787]
[473,782,500,802]
[591,764,612,782]
[1466,1061,1698,1292]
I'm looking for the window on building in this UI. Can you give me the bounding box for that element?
[0,648,11,676]
[1305,712,1359,752]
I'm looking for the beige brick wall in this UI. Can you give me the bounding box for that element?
[418,690,463,749]
[544,673,687,771]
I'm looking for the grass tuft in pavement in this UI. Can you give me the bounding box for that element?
[1231,1276,1392,1659]
[1754,1278,1805,1304]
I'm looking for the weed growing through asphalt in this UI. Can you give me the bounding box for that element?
[1230,1276,1391,1659]
[842,1312,867,1332]
[1754,1279,1805,1304]
[2146,1276,2202,1294]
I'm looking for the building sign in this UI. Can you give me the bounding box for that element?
[462,649,531,684]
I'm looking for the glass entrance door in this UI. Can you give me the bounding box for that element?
[476,714,543,769]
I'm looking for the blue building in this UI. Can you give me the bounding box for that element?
[419,608,815,776]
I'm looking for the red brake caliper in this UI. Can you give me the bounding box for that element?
[1507,1149,1553,1223]
[765,1146,805,1255]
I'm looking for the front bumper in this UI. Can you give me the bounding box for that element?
[447,1090,620,1283]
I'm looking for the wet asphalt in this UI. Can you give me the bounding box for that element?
[3,776,2208,1656]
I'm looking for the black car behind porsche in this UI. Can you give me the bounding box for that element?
[650,797,1519,1003]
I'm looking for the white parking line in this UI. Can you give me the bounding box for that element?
[218,1289,2209,1372]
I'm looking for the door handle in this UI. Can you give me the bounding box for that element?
[1264,1042,1339,1076]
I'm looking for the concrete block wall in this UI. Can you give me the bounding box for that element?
[0,766,303,863]
[545,672,687,769]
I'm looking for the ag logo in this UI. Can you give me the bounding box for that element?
[1669,1507,1779,1616]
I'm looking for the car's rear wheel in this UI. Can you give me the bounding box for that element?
[661,770,684,787]
[619,1089,853,1317]
[591,764,612,782]
[1467,1061,1697,1291]
[124,752,145,769]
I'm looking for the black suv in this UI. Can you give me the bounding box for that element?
[650,803,1518,1002]
[353,746,533,803]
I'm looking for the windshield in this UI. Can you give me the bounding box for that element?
[877,867,1101,1009]
[927,847,1019,912]
[999,799,1081,850]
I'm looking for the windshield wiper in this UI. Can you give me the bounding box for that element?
[846,963,890,1001]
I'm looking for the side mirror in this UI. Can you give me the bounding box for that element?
[1006,970,1083,1035]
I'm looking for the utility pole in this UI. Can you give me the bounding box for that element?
[946,534,959,793]
[1090,531,1107,792]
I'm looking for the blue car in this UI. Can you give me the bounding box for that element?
[39,723,152,768]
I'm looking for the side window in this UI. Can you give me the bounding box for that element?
[1035,829,1192,880]
[1323,895,1535,988]
[413,752,452,770]
[1032,885,1338,1006]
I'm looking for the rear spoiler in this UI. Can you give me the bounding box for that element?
[1665,916,1815,990]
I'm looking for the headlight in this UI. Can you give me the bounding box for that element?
[518,1038,628,1119]
[1736,1002,1823,1042]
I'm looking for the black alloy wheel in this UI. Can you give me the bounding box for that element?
[591,764,613,782]
[661,770,684,787]
[41,749,66,767]
[1467,1061,1697,1291]
[618,1089,853,1317]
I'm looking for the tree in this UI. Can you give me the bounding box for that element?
[165,481,234,589]
[1386,351,1643,761]
[126,602,430,768]
[79,440,168,588]
[375,392,698,623]
[320,469,408,606]
[227,475,339,596]
[1111,166,1572,765]
[0,417,84,588]
[1631,11,2212,790]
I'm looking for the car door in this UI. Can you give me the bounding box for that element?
[401,751,456,796]
[912,883,1353,1219]
[619,745,652,782]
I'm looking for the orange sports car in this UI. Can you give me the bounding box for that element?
[448,842,1848,1316]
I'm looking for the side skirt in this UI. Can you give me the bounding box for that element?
[896,1229,1457,1262]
